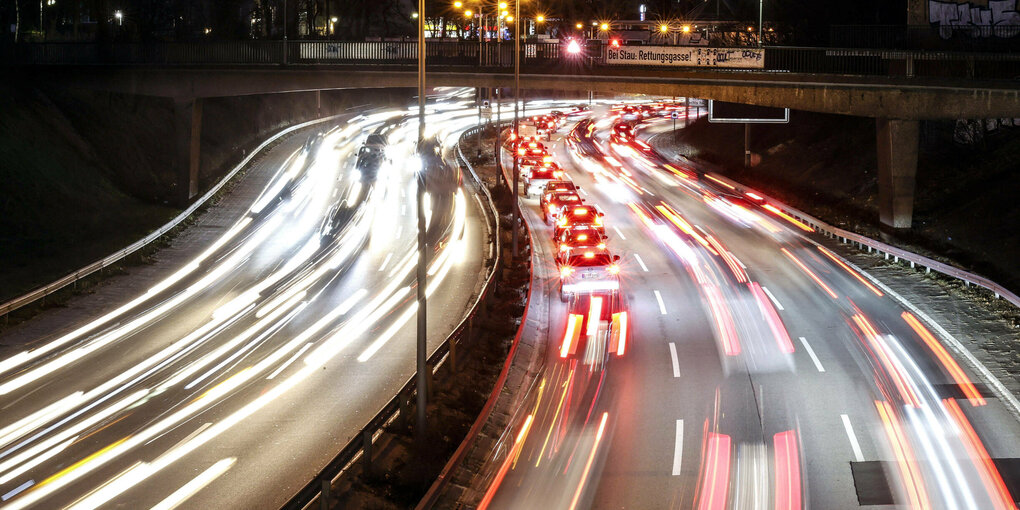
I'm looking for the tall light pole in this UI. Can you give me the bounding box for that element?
[758,0,763,46]
[282,0,287,64]
[510,0,521,258]
[415,0,429,444]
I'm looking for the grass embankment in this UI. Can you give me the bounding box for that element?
[663,113,1020,294]
[0,84,412,320]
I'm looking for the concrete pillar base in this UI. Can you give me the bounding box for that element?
[174,97,203,206]
[876,118,919,230]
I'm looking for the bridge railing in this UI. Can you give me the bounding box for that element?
[4,40,1020,80]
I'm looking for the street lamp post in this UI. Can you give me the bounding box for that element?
[415,0,428,445]
[510,0,521,259]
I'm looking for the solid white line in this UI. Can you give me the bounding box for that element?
[668,342,681,378]
[378,252,394,272]
[841,414,865,462]
[654,290,667,315]
[798,337,825,372]
[578,188,589,197]
[266,343,313,380]
[761,286,785,311]
[672,419,684,475]
[634,254,649,272]
[613,226,627,240]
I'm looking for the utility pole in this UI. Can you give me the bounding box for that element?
[510,0,521,259]
[758,0,764,46]
[415,0,428,445]
[283,0,288,64]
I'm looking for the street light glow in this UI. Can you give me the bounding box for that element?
[600,22,609,31]
[454,0,462,7]
[566,39,581,54]
[682,25,691,33]
[464,9,473,17]
[412,12,419,18]
[659,24,668,33]
[499,2,507,9]
[506,15,514,22]
[575,22,582,29]
[536,15,544,23]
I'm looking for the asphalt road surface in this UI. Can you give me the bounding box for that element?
[476,102,1020,510]
[0,89,493,509]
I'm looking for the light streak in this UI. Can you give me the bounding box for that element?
[478,414,535,510]
[762,204,814,232]
[781,248,838,299]
[875,400,930,510]
[773,430,802,510]
[697,432,732,510]
[902,312,985,406]
[853,313,922,407]
[561,314,584,358]
[817,246,883,297]
[943,398,1016,510]
[149,457,236,510]
[568,412,609,510]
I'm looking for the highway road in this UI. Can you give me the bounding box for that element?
[474,102,1020,509]
[0,89,492,509]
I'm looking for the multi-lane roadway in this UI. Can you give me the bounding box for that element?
[475,102,1020,510]
[0,90,492,509]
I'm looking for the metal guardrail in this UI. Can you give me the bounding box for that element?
[701,170,1020,310]
[282,124,502,510]
[415,126,534,509]
[5,41,1020,80]
[0,111,356,321]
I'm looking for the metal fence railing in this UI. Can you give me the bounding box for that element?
[5,41,1020,81]
[282,124,502,510]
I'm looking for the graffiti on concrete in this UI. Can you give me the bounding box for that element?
[929,0,1020,37]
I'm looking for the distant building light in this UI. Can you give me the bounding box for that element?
[330,16,338,22]
[412,12,419,19]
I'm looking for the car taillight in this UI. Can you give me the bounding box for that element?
[557,216,568,226]
[584,251,595,258]
[607,264,620,274]
[517,148,525,155]
[553,171,563,179]
[548,205,557,213]
[594,216,603,226]
[560,243,569,251]
[597,243,606,249]
[560,266,574,278]
[543,155,553,162]
[577,234,588,241]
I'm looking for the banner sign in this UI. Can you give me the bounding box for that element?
[605,46,764,69]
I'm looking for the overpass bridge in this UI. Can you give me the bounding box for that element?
[8,40,1020,229]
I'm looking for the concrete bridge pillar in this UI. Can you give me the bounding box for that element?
[174,97,203,205]
[876,118,919,230]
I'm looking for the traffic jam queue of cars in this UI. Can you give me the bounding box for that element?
[508,113,628,363]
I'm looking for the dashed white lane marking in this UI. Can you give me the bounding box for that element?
[668,342,681,378]
[841,414,865,462]
[761,286,785,311]
[654,290,667,315]
[332,188,339,198]
[395,226,403,239]
[400,205,406,216]
[672,419,684,475]
[578,188,589,197]
[613,226,627,240]
[798,337,826,373]
[634,254,649,272]
[378,252,393,272]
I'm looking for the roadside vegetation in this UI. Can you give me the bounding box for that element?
[660,112,1020,296]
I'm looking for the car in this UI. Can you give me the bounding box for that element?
[558,247,621,301]
[553,204,605,239]
[524,166,565,197]
[559,292,628,360]
[555,226,608,260]
[542,191,584,223]
[610,122,635,144]
[355,133,388,182]
[519,157,556,179]
[540,180,579,205]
